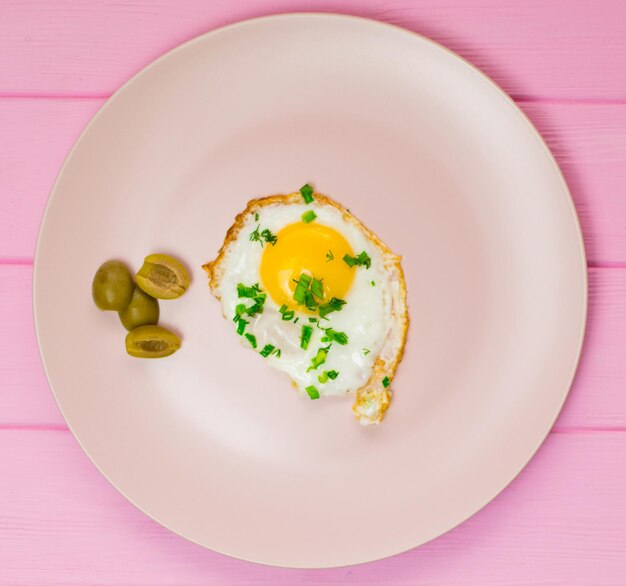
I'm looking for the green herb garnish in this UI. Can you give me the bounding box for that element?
[245,293,266,317]
[343,250,372,269]
[362,348,370,356]
[326,250,334,262]
[371,280,375,286]
[260,344,275,357]
[259,344,282,358]
[250,225,278,246]
[236,318,248,335]
[279,304,295,321]
[300,325,313,349]
[300,183,314,204]
[235,283,266,318]
[307,347,329,371]
[318,297,346,318]
[304,290,319,310]
[233,303,247,322]
[254,212,259,221]
[261,228,277,246]
[293,273,312,304]
[237,283,261,298]
[325,328,348,345]
[301,210,317,224]
[249,225,261,243]
[245,333,257,349]
[294,317,299,324]
[319,369,339,383]
[308,317,318,323]
[311,278,324,300]
[382,376,390,388]
[305,385,320,400]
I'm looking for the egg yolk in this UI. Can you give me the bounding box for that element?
[260,221,356,310]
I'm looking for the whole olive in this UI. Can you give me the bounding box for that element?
[125,325,181,358]
[136,254,190,300]
[92,260,134,311]
[119,286,159,331]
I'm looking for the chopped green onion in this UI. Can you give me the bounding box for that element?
[293,273,312,304]
[311,278,324,300]
[301,210,317,224]
[343,250,371,269]
[232,282,266,318]
[260,344,275,357]
[294,317,299,324]
[362,348,371,356]
[321,336,330,343]
[326,249,334,262]
[300,325,313,350]
[299,183,314,204]
[254,212,259,221]
[371,280,375,286]
[245,333,257,349]
[357,251,372,268]
[237,283,261,298]
[279,304,295,321]
[305,385,320,400]
[382,376,390,388]
[273,348,281,358]
[318,297,346,318]
[233,304,247,322]
[307,347,328,371]
[236,318,248,335]
[319,370,339,383]
[245,293,267,317]
[304,290,319,310]
[308,317,318,323]
[325,328,348,345]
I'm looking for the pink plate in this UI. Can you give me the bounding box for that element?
[34,14,587,568]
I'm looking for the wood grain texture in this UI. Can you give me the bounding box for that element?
[0,99,101,260]
[1,99,626,261]
[1,0,625,99]
[1,429,625,585]
[0,264,623,428]
[1,3,625,583]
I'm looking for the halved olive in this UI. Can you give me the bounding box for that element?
[119,286,160,331]
[125,325,181,358]
[92,260,134,311]
[136,254,190,300]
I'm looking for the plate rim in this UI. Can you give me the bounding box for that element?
[33,12,588,568]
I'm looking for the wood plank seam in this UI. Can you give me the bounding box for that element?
[2,425,626,433]
[2,94,626,104]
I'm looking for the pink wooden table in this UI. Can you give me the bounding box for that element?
[2,1,626,583]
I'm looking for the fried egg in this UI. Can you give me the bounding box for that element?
[203,189,408,425]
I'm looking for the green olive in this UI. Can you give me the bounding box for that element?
[136,254,190,300]
[118,286,160,331]
[92,260,134,311]
[125,325,181,358]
